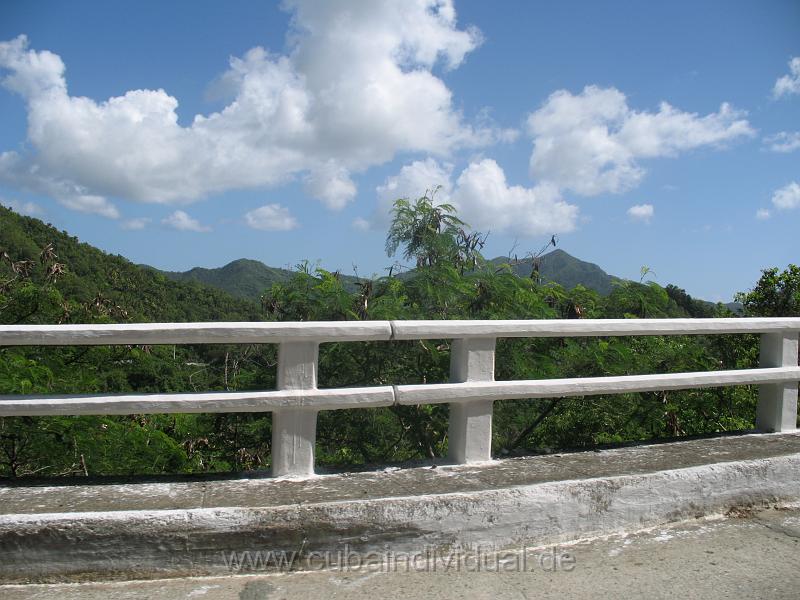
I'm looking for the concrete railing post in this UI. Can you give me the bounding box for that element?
[757,332,799,432]
[448,337,495,464]
[271,341,319,477]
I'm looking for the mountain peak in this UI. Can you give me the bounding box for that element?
[489,249,619,295]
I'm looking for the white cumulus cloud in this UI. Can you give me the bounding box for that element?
[0,2,497,216]
[764,131,800,153]
[771,181,800,211]
[162,210,211,232]
[774,57,800,98]
[368,157,578,236]
[526,85,754,196]
[755,208,771,220]
[627,203,654,223]
[451,159,577,235]
[303,162,357,210]
[0,150,120,217]
[244,204,298,231]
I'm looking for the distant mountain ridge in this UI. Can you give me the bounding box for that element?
[158,248,622,300]
[0,205,744,326]
[488,249,621,295]
[160,259,295,301]
[159,258,364,301]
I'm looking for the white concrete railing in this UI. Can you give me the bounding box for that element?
[1,318,799,478]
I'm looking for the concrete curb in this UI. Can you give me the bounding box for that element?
[2,443,800,583]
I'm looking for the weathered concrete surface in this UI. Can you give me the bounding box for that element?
[1,506,799,599]
[757,332,800,432]
[2,433,800,583]
[447,337,495,464]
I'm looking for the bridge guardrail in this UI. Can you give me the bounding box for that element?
[1,318,798,477]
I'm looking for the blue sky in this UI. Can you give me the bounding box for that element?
[0,0,798,302]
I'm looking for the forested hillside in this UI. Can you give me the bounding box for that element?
[0,198,795,479]
[0,206,260,323]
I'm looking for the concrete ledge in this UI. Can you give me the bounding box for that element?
[2,432,800,583]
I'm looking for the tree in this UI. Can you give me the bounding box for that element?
[385,190,485,272]
[736,265,800,317]
[665,284,716,318]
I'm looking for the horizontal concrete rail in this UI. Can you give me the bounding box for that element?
[3,317,800,346]
[1,318,799,477]
[0,321,393,345]
[4,367,796,414]
[0,386,395,416]
[396,367,800,404]
[390,317,800,339]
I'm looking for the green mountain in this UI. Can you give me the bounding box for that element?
[159,258,364,301]
[0,206,260,322]
[158,249,622,301]
[489,249,621,295]
[160,259,295,302]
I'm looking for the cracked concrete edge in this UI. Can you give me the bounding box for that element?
[6,431,800,516]
[2,452,800,583]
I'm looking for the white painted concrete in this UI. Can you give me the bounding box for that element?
[0,387,395,416]
[1,318,799,473]
[397,367,800,405]
[0,321,393,345]
[447,338,495,464]
[7,507,800,599]
[3,367,798,419]
[391,317,800,339]
[3,317,800,347]
[272,342,319,478]
[3,436,800,583]
[757,332,800,432]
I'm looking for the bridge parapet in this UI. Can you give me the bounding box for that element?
[1,317,799,478]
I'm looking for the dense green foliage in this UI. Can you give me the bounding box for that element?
[0,205,260,323]
[0,201,791,479]
[736,264,800,318]
[0,206,274,476]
